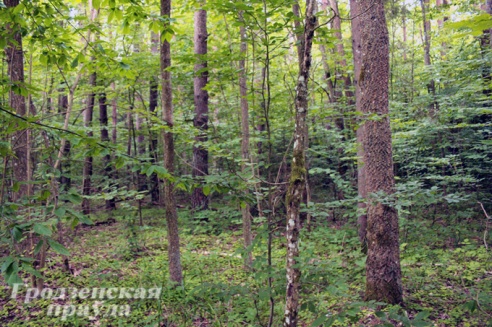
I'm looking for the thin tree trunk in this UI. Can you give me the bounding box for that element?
[192,2,209,211]
[329,0,353,199]
[149,32,160,204]
[349,0,367,246]
[81,1,97,215]
[238,11,253,268]
[284,1,316,326]
[481,0,492,102]
[82,71,96,215]
[99,92,116,210]
[4,0,28,202]
[436,0,449,57]
[161,0,183,285]
[57,91,71,191]
[356,0,403,304]
[420,0,438,116]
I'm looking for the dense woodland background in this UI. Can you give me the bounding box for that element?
[0,0,491,326]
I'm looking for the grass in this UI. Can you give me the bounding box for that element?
[0,206,491,326]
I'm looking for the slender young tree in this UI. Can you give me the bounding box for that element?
[349,0,367,246]
[420,0,438,116]
[149,32,160,203]
[355,0,403,304]
[284,0,317,325]
[161,0,183,284]
[238,11,253,268]
[99,91,116,210]
[82,70,96,215]
[4,0,28,202]
[191,0,209,211]
[81,1,98,215]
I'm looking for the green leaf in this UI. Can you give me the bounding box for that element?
[1,256,15,273]
[310,315,327,327]
[68,191,82,204]
[12,227,23,242]
[33,223,52,237]
[47,239,70,256]
[54,207,66,218]
[21,264,43,279]
[33,239,44,255]
[203,185,211,196]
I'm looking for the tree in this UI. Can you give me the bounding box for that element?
[238,11,253,268]
[284,0,317,325]
[354,0,403,304]
[191,0,209,211]
[161,0,183,285]
[420,0,438,116]
[149,32,160,204]
[349,0,367,246]
[81,1,98,215]
[82,70,96,215]
[98,91,116,210]
[4,0,28,202]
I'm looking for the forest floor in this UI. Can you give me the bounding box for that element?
[1,206,491,326]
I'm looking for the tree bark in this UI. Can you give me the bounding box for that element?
[149,32,160,204]
[161,0,183,285]
[99,92,116,210]
[284,1,316,326]
[4,0,28,202]
[355,0,403,305]
[420,0,438,116]
[238,11,253,268]
[82,71,96,215]
[81,0,97,215]
[349,0,367,246]
[481,0,492,102]
[192,2,209,211]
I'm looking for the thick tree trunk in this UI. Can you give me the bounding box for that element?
[99,92,116,210]
[4,0,28,202]
[192,2,209,211]
[82,71,96,215]
[284,1,316,326]
[349,0,367,246]
[238,12,253,268]
[356,0,403,305]
[161,0,183,285]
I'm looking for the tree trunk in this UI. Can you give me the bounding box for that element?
[349,0,367,246]
[238,11,253,268]
[57,91,71,191]
[99,92,116,210]
[149,32,160,204]
[329,0,353,199]
[4,0,28,202]
[420,0,438,116]
[355,0,403,305]
[481,0,492,102]
[192,2,209,211]
[161,0,183,285]
[81,1,97,215]
[82,71,96,215]
[284,1,316,326]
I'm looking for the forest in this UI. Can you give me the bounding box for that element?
[0,0,491,326]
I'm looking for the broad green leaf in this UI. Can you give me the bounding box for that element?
[47,239,70,256]
[33,223,52,237]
